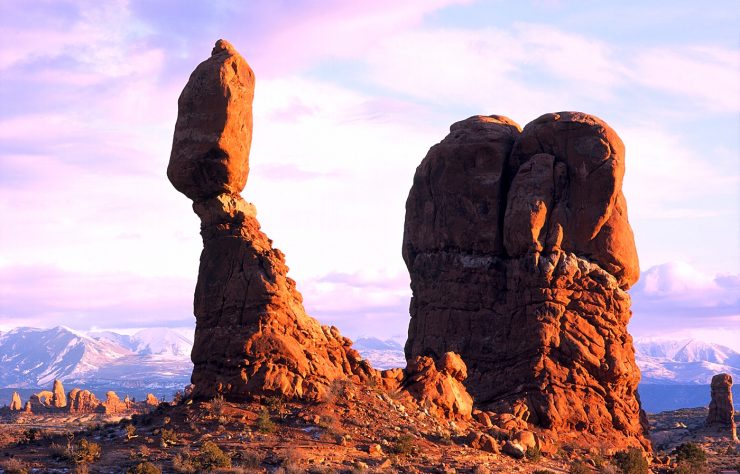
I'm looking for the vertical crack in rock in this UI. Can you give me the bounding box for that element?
[403,112,650,449]
[168,40,375,401]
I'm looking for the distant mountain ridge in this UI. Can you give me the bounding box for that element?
[2,328,739,392]
[634,338,740,384]
[0,326,193,390]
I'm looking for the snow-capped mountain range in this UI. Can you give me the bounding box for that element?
[1,327,738,391]
[634,338,740,384]
[0,326,193,389]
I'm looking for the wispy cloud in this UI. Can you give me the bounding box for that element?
[630,262,740,343]
[0,265,194,330]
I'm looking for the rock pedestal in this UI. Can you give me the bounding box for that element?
[52,379,66,408]
[403,113,649,449]
[169,40,373,401]
[706,373,737,441]
[9,391,22,411]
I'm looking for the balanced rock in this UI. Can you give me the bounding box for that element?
[168,39,254,201]
[403,352,473,419]
[52,379,66,408]
[9,391,22,411]
[169,40,373,401]
[403,113,648,449]
[706,373,737,441]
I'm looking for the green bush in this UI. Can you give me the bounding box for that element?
[197,441,231,469]
[390,434,415,455]
[612,447,648,474]
[674,443,707,466]
[127,462,162,474]
[256,407,276,433]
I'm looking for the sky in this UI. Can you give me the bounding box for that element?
[0,1,738,349]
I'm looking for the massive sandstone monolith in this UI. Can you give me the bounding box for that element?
[403,113,649,448]
[706,373,738,441]
[168,40,374,401]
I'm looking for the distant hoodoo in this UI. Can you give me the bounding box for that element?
[403,112,648,449]
[168,40,375,401]
[706,373,738,441]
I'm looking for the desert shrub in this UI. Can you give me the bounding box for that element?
[172,449,197,473]
[612,447,648,474]
[172,390,185,405]
[160,428,178,447]
[526,445,542,462]
[390,433,415,455]
[125,424,137,440]
[70,439,102,465]
[673,442,707,467]
[569,460,590,474]
[256,407,276,433]
[197,441,232,469]
[127,461,162,474]
[211,393,225,417]
[266,395,287,419]
[276,448,301,474]
[234,449,262,469]
[0,457,29,474]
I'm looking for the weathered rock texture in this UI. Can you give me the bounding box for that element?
[706,373,737,440]
[68,389,101,414]
[9,391,22,411]
[403,113,648,448]
[169,40,373,401]
[52,379,66,408]
[102,391,127,414]
[403,352,473,419]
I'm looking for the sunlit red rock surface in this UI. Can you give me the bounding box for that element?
[706,373,738,441]
[403,113,649,449]
[168,40,380,402]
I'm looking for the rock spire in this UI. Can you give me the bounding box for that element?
[168,40,373,401]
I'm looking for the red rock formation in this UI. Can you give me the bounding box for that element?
[403,352,473,419]
[52,379,66,408]
[169,40,373,401]
[706,373,738,441]
[145,394,159,406]
[404,113,649,449]
[24,401,32,413]
[102,391,127,414]
[68,389,101,413]
[9,391,22,411]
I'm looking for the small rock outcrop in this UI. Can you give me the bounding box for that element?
[168,40,373,401]
[52,379,66,408]
[9,391,22,411]
[403,352,473,419]
[403,113,648,448]
[24,401,32,413]
[706,373,737,440]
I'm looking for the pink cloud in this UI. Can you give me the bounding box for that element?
[0,265,194,329]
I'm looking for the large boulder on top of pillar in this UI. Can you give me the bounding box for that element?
[167,39,255,201]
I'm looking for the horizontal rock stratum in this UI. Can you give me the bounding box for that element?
[403,113,649,449]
